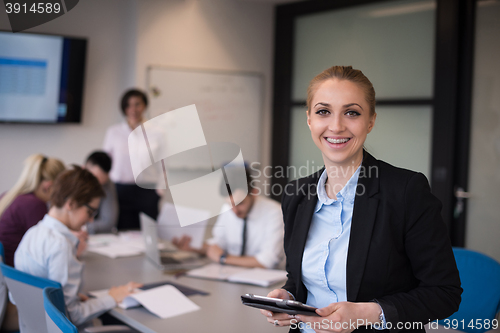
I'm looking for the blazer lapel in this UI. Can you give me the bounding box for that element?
[290,199,317,268]
[347,152,380,301]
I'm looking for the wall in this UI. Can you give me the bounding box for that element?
[0,0,137,191]
[134,0,274,169]
[465,1,500,262]
[0,0,275,193]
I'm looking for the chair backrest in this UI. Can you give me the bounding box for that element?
[439,247,500,333]
[0,242,9,326]
[43,287,77,333]
[0,262,62,333]
[0,242,5,262]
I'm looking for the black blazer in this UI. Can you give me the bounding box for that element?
[282,152,462,332]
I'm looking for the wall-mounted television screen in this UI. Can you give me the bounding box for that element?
[0,31,87,123]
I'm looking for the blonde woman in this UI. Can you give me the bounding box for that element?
[0,154,65,266]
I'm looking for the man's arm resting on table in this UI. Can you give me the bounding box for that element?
[207,244,266,268]
[172,235,208,255]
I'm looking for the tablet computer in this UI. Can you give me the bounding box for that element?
[241,294,320,316]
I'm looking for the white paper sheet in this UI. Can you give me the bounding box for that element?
[89,285,200,319]
[88,289,141,309]
[87,232,146,258]
[128,285,200,319]
[87,234,120,247]
[186,263,249,280]
[86,244,143,258]
[227,268,288,287]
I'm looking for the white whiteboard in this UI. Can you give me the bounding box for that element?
[147,67,263,169]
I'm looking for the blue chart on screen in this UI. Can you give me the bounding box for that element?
[0,32,63,122]
[0,58,47,95]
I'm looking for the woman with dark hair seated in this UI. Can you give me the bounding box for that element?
[84,150,118,234]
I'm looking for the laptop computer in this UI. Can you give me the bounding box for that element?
[157,202,209,249]
[140,213,207,271]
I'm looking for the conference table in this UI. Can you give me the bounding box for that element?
[82,251,289,333]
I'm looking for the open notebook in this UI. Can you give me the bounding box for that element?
[186,263,287,287]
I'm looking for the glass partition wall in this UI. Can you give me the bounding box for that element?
[289,0,436,180]
[271,0,476,244]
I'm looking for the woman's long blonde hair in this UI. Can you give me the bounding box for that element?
[0,154,65,218]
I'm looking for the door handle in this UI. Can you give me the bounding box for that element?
[455,188,471,199]
[453,187,471,218]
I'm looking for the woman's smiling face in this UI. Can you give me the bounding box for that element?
[307,78,376,169]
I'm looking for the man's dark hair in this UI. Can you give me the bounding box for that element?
[120,89,148,115]
[219,164,253,197]
[85,151,112,173]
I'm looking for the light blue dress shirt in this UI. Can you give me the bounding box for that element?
[299,166,385,332]
[301,166,360,311]
[14,214,116,327]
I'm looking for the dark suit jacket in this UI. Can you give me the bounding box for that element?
[281,152,462,332]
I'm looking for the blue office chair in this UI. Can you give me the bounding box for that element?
[0,262,62,333]
[0,263,136,333]
[43,287,77,333]
[439,248,500,333]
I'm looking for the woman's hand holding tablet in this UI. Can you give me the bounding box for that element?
[241,293,319,316]
[243,289,320,327]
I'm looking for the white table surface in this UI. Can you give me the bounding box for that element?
[82,251,289,333]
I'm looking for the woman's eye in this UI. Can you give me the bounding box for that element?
[315,109,330,115]
[345,110,360,117]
